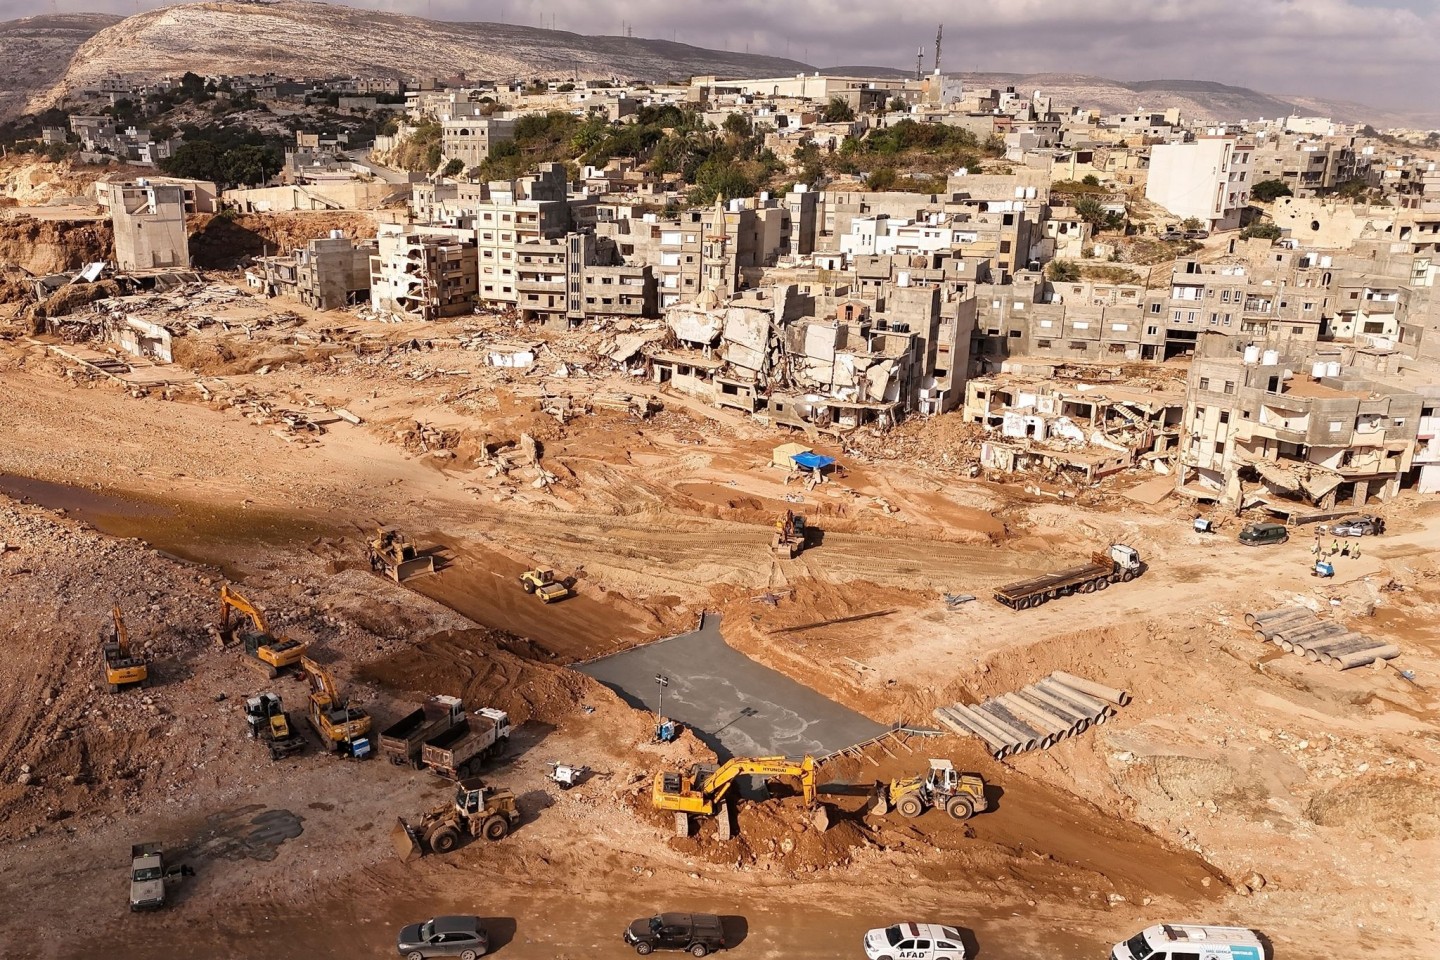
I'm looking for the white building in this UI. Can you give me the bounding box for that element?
[837,214,978,261]
[1146,137,1254,232]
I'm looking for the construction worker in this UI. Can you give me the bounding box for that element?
[1341,541,1352,558]
[1331,539,1341,557]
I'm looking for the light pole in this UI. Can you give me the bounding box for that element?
[654,673,669,721]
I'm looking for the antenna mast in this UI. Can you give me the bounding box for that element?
[915,45,923,81]
[935,24,943,75]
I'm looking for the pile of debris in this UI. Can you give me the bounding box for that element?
[932,671,1129,759]
[1245,607,1399,670]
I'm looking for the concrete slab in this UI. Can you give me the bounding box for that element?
[579,613,886,760]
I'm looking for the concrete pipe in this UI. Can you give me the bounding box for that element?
[955,703,1029,753]
[977,701,1046,750]
[985,700,1056,750]
[1051,671,1132,707]
[1295,624,1349,647]
[1256,611,1316,639]
[1018,687,1091,729]
[939,707,1012,758]
[1301,632,1367,661]
[1245,607,1303,627]
[1314,637,1379,665]
[1000,694,1071,739]
[944,705,1017,756]
[1035,679,1110,718]
[1335,644,1400,670]
[1278,621,1343,645]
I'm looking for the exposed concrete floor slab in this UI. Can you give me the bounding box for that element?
[579,612,886,759]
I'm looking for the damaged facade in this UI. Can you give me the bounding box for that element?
[369,224,479,321]
[101,181,191,272]
[250,233,377,310]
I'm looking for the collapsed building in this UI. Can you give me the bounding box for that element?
[249,233,377,311]
[369,224,478,321]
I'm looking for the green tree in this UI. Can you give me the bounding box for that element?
[865,166,897,191]
[722,113,752,137]
[1241,221,1284,240]
[161,140,226,182]
[1047,259,1081,282]
[822,97,855,123]
[1073,195,1107,227]
[222,144,275,186]
[179,71,207,100]
[1081,173,1100,186]
[1181,216,1205,232]
[442,158,465,178]
[1251,179,1293,202]
[888,96,908,113]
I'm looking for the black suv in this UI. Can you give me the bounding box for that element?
[624,913,727,956]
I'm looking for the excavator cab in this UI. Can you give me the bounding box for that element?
[219,586,308,678]
[101,607,148,694]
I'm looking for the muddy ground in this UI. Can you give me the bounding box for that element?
[1,295,1438,959]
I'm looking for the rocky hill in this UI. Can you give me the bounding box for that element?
[824,67,1417,129]
[12,0,805,118]
[0,14,121,121]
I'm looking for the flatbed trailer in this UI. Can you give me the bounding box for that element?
[994,544,1142,610]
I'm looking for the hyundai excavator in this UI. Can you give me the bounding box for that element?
[652,754,821,839]
[218,585,308,678]
[299,656,372,757]
[102,607,148,694]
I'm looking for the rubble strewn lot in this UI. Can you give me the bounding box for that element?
[1,288,1439,960]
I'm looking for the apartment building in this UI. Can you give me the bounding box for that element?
[1146,136,1254,231]
[369,224,478,321]
[514,232,656,325]
[1178,352,1421,507]
[1250,137,1359,196]
[440,117,517,170]
[100,181,191,271]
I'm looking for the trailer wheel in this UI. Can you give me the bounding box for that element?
[1080,580,1096,593]
[1096,578,1109,590]
[482,815,510,841]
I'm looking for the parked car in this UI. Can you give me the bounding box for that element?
[863,922,968,960]
[1111,923,1265,960]
[1331,515,1385,537]
[1183,229,1211,239]
[1238,522,1289,546]
[624,913,727,956]
[396,916,488,960]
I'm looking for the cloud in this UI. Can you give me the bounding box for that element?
[4,0,1436,111]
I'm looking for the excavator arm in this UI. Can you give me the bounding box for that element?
[702,755,817,805]
[111,607,130,657]
[300,656,340,707]
[219,584,270,638]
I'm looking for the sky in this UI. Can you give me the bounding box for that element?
[5,0,1438,112]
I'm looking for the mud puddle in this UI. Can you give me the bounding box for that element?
[0,472,336,574]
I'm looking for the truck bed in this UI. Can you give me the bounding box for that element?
[380,707,428,742]
[996,560,1108,599]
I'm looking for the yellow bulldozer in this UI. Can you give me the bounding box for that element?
[653,754,820,839]
[367,527,436,583]
[872,759,988,821]
[102,607,148,694]
[300,656,373,757]
[771,509,809,560]
[218,585,308,678]
[393,778,521,859]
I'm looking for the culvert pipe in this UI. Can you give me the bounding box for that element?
[1051,671,1132,707]
[1245,607,1300,627]
[1000,693,1072,740]
[942,706,1014,758]
[976,701,1046,750]
[952,703,1027,754]
[1335,644,1399,670]
[1018,687,1091,730]
[1035,679,1109,718]
[1295,629,1358,659]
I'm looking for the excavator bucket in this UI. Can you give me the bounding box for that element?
[392,817,424,862]
[390,555,436,583]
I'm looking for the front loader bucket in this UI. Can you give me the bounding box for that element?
[867,782,889,817]
[391,555,437,583]
[392,817,424,861]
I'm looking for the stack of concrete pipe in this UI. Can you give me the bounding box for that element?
[931,671,1130,759]
[1245,606,1400,670]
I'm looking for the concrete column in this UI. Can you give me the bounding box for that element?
[1353,480,1370,507]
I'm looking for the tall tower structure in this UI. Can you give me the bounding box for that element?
[935,24,943,75]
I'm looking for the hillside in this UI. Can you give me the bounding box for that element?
[0,14,121,121]
[15,1,806,118]
[824,67,1418,129]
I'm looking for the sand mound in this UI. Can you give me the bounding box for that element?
[1306,776,1440,840]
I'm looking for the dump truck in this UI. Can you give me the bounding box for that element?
[379,695,466,768]
[129,843,167,911]
[393,778,521,858]
[872,759,988,821]
[102,607,148,694]
[420,707,512,779]
[218,585,308,677]
[243,692,305,760]
[367,527,436,582]
[993,543,1142,610]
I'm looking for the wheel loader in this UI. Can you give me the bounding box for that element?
[871,759,988,821]
[393,778,521,859]
[367,527,436,583]
[102,607,148,694]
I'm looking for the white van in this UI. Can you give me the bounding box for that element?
[1113,924,1264,960]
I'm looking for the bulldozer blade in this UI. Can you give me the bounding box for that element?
[392,817,424,862]
[391,556,437,583]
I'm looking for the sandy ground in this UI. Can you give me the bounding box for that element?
[2,297,1439,960]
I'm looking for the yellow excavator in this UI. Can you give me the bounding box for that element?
[218,585,309,678]
[299,656,373,757]
[102,607,148,694]
[653,755,819,839]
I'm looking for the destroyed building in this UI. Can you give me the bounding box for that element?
[250,233,377,311]
[1178,350,1422,508]
[514,232,657,325]
[369,224,478,321]
[100,181,191,271]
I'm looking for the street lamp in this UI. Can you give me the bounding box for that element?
[654,673,669,720]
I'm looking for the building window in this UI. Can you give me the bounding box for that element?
[1150,303,1162,314]
[1199,377,1210,390]
[1223,381,1235,394]
[1292,325,1304,334]
[1036,339,1052,348]
[1219,411,1229,424]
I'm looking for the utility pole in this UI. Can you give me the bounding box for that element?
[935,23,943,75]
[654,674,668,721]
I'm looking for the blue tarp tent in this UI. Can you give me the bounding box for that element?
[791,452,836,471]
